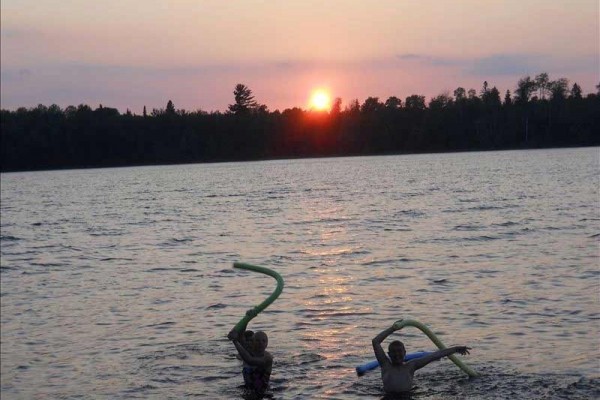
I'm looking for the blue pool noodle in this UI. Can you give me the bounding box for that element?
[355,351,432,376]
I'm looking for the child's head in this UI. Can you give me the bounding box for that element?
[252,331,269,353]
[388,340,406,364]
[241,330,254,350]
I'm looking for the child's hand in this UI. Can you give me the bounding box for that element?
[455,346,471,355]
[228,329,239,341]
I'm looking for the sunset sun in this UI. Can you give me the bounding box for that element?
[308,89,331,111]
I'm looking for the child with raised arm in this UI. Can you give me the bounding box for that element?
[228,309,273,394]
[372,322,471,394]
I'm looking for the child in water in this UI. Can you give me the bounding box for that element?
[372,322,471,394]
[228,310,273,394]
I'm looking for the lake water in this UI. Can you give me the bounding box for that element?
[1,148,599,399]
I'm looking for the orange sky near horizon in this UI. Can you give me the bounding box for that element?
[1,0,598,113]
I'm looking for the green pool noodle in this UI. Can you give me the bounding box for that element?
[393,319,478,377]
[232,262,284,333]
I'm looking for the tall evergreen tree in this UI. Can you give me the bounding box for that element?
[570,83,582,99]
[228,84,258,114]
[504,90,512,106]
[331,97,343,115]
[166,100,176,115]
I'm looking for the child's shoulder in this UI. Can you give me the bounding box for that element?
[261,351,273,364]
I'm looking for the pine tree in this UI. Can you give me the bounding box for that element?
[166,100,176,115]
[228,84,258,114]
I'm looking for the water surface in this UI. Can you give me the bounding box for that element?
[1,148,599,399]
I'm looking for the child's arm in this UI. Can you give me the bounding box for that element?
[228,308,258,339]
[409,346,470,371]
[372,325,396,367]
[231,338,272,367]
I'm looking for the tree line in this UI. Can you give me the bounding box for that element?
[1,74,599,172]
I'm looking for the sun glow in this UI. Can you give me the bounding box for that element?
[308,89,332,111]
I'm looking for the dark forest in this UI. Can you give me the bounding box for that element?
[1,74,598,172]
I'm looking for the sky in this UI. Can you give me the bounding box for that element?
[1,0,598,113]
